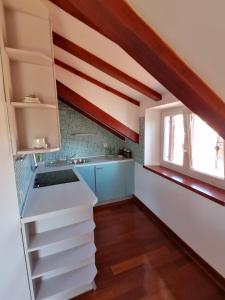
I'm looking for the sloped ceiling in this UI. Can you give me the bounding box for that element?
[44,0,225,140]
[128,0,225,101]
[45,0,168,102]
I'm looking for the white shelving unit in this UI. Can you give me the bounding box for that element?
[36,264,97,300]
[21,179,97,300]
[31,243,96,279]
[28,220,95,252]
[0,0,60,155]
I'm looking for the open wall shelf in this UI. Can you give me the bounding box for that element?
[11,102,57,109]
[3,0,49,19]
[14,108,60,152]
[9,60,56,104]
[6,48,53,66]
[1,0,61,155]
[4,8,51,54]
[17,148,60,155]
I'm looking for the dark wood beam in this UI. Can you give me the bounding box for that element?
[55,59,140,106]
[53,33,162,101]
[58,0,225,140]
[50,0,101,35]
[57,81,139,143]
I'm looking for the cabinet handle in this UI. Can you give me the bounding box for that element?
[96,167,104,170]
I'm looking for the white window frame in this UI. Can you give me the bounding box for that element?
[161,106,225,189]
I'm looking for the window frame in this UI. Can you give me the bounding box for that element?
[161,106,225,189]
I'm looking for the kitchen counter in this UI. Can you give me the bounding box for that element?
[21,165,97,223]
[21,156,133,223]
[73,155,133,167]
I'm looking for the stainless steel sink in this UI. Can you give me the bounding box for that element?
[45,159,73,168]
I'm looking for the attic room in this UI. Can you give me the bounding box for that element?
[0,0,225,299]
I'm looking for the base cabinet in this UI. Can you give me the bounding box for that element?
[76,165,96,193]
[76,161,134,203]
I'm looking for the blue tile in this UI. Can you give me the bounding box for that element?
[13,155,33,212]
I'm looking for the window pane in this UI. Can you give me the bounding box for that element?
[163,116,170,161]
[163,114,184,166]
[191,115,224,178]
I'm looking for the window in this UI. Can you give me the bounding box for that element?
[163,114,184,166]
[190,114,224,178]
[161,108,225,185]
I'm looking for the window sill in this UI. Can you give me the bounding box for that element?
[143,165,225,207]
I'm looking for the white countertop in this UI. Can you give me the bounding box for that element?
[74,156,133,167]
[21,165,97,223]
[21,156,133,223]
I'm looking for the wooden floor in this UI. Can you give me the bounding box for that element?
[75,201,225,300]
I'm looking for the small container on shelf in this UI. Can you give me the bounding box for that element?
[23,95,40,104]
[32,137,48,150]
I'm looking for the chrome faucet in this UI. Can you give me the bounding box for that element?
[31,154,38,172]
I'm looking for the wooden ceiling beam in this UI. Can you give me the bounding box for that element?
[55,59,140,106]
[57,0,225,139]
[50,0,101,35]
[53,32,162,101]
[57,81,139,143]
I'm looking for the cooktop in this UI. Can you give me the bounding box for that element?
[34,169,79,188]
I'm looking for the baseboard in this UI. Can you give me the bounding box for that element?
[94,197,133,212]
[133,196,225,291]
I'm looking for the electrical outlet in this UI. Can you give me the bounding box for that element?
[19,190,24,205]
[103,143,108,148]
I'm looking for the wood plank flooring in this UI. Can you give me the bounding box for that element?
[74,201,225,300]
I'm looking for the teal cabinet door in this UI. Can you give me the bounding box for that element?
[95,163,126,202]
[76,161,134,202]
[76,165,96,193]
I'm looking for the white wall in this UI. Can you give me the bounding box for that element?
[129,0,225,102]
[144,109,161,165]
[135,163,225,277]
[56,65,140,133]
[0,56,30,300]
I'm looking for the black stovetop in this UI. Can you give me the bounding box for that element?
[34,169,79,188]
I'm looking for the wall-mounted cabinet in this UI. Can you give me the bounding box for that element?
[0,0,60,155]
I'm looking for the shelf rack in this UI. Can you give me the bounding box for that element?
[1,0,61,155]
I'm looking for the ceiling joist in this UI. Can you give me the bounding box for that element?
[53,32,162,101]
[53,0,225,139]
[55,59,140,106]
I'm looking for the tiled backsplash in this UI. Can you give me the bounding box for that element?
[44,102,145,163]
[13,155,33,212]
[44,102,126,160]
[125,117,144,165]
